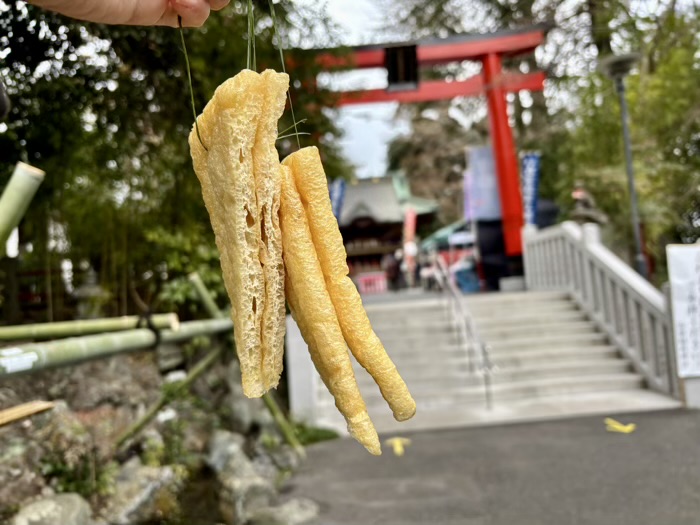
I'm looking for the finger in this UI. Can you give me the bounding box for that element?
[209,0,230,12]
[172,0,211,27]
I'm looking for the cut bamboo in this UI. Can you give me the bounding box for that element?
[0,400,55,427]
[0,313,180,342]
[188,273,221,319]
[0,318,232,378]
[0,162,45,249]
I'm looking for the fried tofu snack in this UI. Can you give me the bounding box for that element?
[280,166,381,455]
[188,69,288,398]
[190,68,414,454]
[283,147,416,422]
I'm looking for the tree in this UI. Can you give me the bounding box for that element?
[384,0,699,281]
[0,1,349,320]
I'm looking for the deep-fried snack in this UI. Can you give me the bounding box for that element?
[283,147,416,421]
[253,70,289,391]
[280,166,381,455]
[188,69,288,398]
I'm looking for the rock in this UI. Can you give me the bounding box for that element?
[1,352,161,412]
[0,402,95,515]
[269,445,301,473]
[223,361,273,434]
[0,436,46,515]
[156,343,185,373]
[251,454,278,485]
[247,498,320,525]
[207,430,275,525]
[101,458,185,525]
[251,441,300,487]
[10,493,93,525]
[35,402,92,468]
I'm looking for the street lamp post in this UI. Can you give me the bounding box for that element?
[598,53,648,279]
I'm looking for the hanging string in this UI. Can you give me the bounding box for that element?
[178,16,207,151]
[247,0,256,71]
[277,118,307,138]
[267,0,301,149]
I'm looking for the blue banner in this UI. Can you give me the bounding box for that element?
[329,178,346,220]
[520,152,541,226]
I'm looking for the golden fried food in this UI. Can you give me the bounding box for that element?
[253,70,289,391]
[280,166,381,455]
[188,69,288,398]
[283,147,416,421]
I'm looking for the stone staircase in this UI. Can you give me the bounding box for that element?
[287,290,680,436]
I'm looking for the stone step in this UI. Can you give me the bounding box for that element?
[367,310,450,325]
[365,294,576,321]
[342,358,630,393]
[463,290,570,306]
[467,299,578,316]
[479,321,598,340]
[364,298,444,315]
[372,321,457,337]
[473,309,587,327]
[487,332,608,352]
[371,313,591,336]
[377,345,619,370]
[313,390,682,435]
[368,313,451,328]
[378,333,461,349]
[379,347,469,363]
[316,373,645,411]
[379,337,614,363]
[490,345,620,366]
[486,359,630,383]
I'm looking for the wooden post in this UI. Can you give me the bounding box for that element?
[482,53,524,257]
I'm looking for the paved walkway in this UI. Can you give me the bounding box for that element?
[289,409,700,525]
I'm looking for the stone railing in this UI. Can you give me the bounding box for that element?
[523,221,679,397]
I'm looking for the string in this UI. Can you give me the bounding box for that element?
[277,118,307,137]
[268,0,301,149]
[178,16,207,151]
[251,1,257,71]
[277,132,310,141]
[247,0,256,71]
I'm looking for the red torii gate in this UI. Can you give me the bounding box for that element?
[316,25,549,257]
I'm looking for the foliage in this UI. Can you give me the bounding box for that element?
[385,0,699,281]
[388,103,483,224]
[40,453,118,498]
[292,421,338,445]
[0,1,350,319]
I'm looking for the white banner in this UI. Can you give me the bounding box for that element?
[667,244,700,378]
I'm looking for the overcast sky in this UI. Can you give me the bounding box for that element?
[314,0,409,179]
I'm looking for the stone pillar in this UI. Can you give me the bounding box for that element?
[285,315,318,424]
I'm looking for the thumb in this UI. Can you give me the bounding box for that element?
[171,0,211,27]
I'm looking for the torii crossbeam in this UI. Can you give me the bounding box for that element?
[316,25,550,257]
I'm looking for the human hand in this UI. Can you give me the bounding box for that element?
[30,0,230,27]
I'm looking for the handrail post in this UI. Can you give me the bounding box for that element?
[522,224,537,289]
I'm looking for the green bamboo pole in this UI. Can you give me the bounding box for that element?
[262,392,306,458]
[188,272,305,457]
[188,272,221,319]
[0,313,180,341]
[0,162,45,248]
[0,318,232,378]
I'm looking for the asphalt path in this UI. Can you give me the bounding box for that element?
[287,409,700,525]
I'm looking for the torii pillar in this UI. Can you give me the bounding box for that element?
[316,24,550,257]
